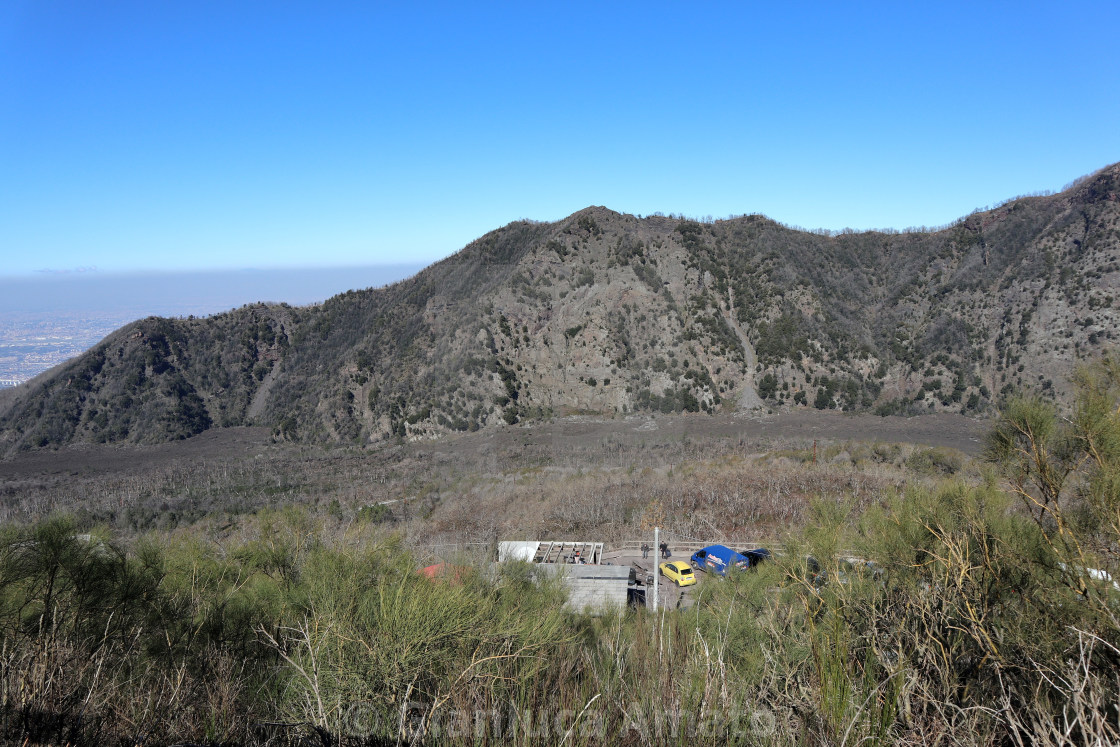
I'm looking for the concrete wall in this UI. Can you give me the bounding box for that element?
[538,564,631,613]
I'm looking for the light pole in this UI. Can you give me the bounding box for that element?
[652,526,659,612]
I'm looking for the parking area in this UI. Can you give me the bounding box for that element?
[603,545,749,611]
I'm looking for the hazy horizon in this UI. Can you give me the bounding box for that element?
[0,263,426,317]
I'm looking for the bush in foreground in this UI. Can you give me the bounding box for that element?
[0,355,1117,745]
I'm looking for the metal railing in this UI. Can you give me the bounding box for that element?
[606,539,780,555]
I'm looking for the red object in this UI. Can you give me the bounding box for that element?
[418,563,469,583]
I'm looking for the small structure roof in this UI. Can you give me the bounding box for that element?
[497,540,604,565]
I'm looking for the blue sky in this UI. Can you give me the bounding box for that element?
[2,1,1119,278]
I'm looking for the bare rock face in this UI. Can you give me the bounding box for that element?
[4,165,1120,451]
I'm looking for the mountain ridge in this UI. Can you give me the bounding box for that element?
[1,163,1118,454]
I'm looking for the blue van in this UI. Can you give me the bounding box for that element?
[691,545,771,576]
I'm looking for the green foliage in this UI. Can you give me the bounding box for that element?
[573,267,596,288]
[987,353,1120,584]
[755,313,811,365]
[693,312,744,361]
[576,214,602,236]
[356,503,393,524]
[4,434,1120,747]
[757,372,778,400]
[631,259,663,291]
[903,446,962,476]
[874,396,920,417]
[633,386,701,414]
[814,386,833,410]
[675,219,707,251]
[841,482,1066,740]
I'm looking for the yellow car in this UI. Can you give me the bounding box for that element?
[659,560,697,587]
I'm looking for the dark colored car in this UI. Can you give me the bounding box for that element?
[691,544,771,576]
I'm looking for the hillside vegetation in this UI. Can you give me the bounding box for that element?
[2,355,1118,745]
[2,164,1118,452]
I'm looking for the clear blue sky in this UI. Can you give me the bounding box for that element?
[2,1,1118,278]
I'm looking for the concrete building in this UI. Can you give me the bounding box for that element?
[497,540,635,613]
[536,563,633,612]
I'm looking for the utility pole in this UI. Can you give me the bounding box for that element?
[652,526,659,612]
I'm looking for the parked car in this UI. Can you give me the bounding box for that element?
[743,548,772,567]
[690,545,770,577]
[659,560,697,587]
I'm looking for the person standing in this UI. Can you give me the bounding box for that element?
[641,543,649,560]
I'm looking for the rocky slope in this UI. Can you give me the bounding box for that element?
[2,164,1118,452]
